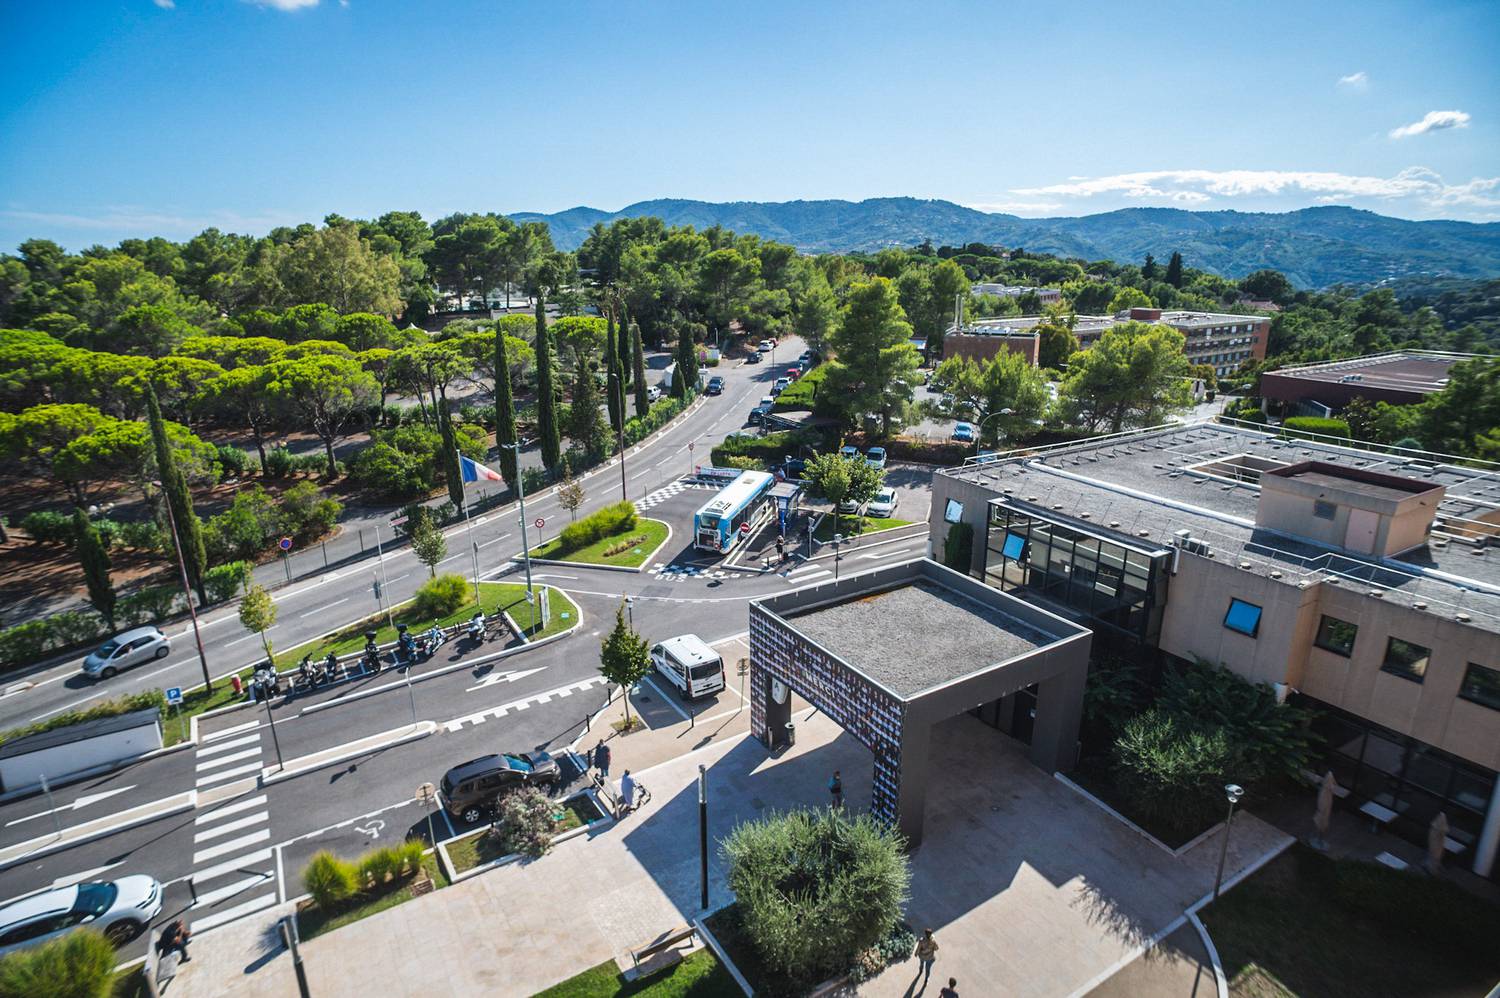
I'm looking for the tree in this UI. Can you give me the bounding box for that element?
[146,384,208,605]
[437,402,465,511]
[804,452,883,534]
[1165,251,1184,289]
[115,303,197,358]
[0,927,117,998]
[534,296,562,471]
[1059,321,1194,433]
[630,318,649,418]
[568,358,608,457]
[604,310,623,433]
[269,222,403,315]
[410,508,447,577]
[793,275,838,357]
[201,365,279,469]
[557,460,585,520]
[238,580,278,665]
[598,603,651,726]
[823,278,921,435]
[1037,321,1078,370]
[73,508,115,627]
[493,323,519,489]
[1238,269,1294,304]
[1108,286,1154,313]
[932,351,1050,444]
[672,323,699,400]
[1141,254,1158,281]
[264,354,378,478]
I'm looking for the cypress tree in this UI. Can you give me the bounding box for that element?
[494,323,518,488]
[568,358,607,457]
[673,324,699,400]
[618,305,632,394]
[1165,251,1184,288]
[437,401,465,512]
[146,384,208,605]
[604,310,622,434]
[534,296,562,471]
[631,318,649,418]
[1142,253,1157,281]
[73,507,115,627]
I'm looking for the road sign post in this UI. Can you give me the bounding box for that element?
[416,782,438,847]
[166,687,185,742]
[279,536,293,581]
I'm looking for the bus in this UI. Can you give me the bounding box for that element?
[693,470,774,553]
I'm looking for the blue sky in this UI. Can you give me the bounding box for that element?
[1,0,1496,251]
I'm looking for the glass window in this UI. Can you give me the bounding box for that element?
[1381,637,1430,683]
[1223,598,1262,637]
[1458,663,1500,711]
[1001,532,1026,560]
[1313,500,1337,520]
[1314,615,1358,656]
[944,499,964,523]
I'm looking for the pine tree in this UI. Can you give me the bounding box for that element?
[494,322,518,489]
[73,507,115,627]
[534,296,562,471]
[1165,251,1184,288]
[568,357,608,457]
[146,384,208,605]
[604,310,623,434]
[631,318,649,418]
[437,401,465,512]
[1142,253,1158,281]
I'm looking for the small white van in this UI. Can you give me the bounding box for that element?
[651,634,726,700]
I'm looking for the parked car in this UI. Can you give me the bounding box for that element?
[0,877,161,956]
[799,351,816,365]
[705,376,724,395]
[868,487,899,518]
[758,339,774,353]
[82,626,170,680]
[771,377,790,395]
[744,351,761,364]
[838,445,860,461]
[837,496,865,515]
[786,366,802,380]
[749,404,773,425]
[441,753,561,824]
[776,457,808,479]
[865,447,887,470]
[646,385,663,402]
[952,422,975,442]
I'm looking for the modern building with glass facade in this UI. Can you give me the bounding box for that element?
[930,421,1500,880]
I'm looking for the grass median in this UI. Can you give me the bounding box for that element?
[535,951,740,998]
[813,514,913,543]
[530,517,669,569]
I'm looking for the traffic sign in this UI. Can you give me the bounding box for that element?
[415,782,437,807]
[688,442,695,451]
[278,536,293,551]
[534,517,545,528]
[165,686,183,706]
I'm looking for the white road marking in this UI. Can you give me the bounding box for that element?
[5,786,137,827]
[196,748,262,771]
[464,666,548,693]
[191,873,272,909]
[193,828,272,864]
[189,848,273,884]
[49,861,124,889]
[299,598,349,618]
[193,813,269,843]
[195,762,264,787]
[204,719,260,742]
[190,893,277,932]
[196,733,261,757]
[196,795,269,823]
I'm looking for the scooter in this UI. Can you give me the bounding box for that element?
[363,632,384,674]
[415,627,446,661]
[250,664,281,700]
[465,612,486,645]
[294,656,317,693]
[323,652,340,683]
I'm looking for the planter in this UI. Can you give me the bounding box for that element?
[435,789,612,882]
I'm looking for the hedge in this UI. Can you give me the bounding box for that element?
[773,364,830,413]
[1283,416,1352,440]
[557,501,638,553]
[204,561,253,604]
[0,585,184,674]
[710,430,807,467]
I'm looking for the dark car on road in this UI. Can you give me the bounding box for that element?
[706,376,724,395]
[441,752,560,823]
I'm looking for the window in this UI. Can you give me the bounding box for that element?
[1314,615,1358,656]
[1223,598,1262,637]
[1458,663,1500,711]
[1001,532,1026,560]
[944,499,964,524]
[1313,500,1337,520]
[1381,637,1430,683]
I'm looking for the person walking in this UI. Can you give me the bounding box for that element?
[594,740,611,778]
[915,928,939,984]
[619,770,636,813]
[828,770,843,809]
[775,535,785,561]
[939,978,958,998]
[157,920,191,963]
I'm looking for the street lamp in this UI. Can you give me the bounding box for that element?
[1212,783,1245,899]
[698,764,709,910]
[832,534,843,580]
[975,408,1015,456]
[624,596,635,629]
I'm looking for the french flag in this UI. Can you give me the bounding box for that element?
[460,455,504,483]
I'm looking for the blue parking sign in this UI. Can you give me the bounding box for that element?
[165,687,183,705]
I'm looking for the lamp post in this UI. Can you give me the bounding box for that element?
[624,596,634,629]
[975,408,1015,456]
[500,442,534,604]
[153,481,213,692]
[1212,783,1245,900]
[698,764,709,910]
[832,534,843,580]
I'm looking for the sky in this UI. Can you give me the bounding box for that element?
[1,0,1497,251]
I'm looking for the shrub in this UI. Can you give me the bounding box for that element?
[719,455,761,471]
[395,839,425,875]
[278,482,342,541]
[262,447,295,478]
[491,786,556,859]
[203,561,253,604]
[348,441,429,500]
[1111,708,1235,839]
[1284,416,1351,440]
[521,467,550,494]
[772,364,829,412]
[0,690,165,749]
[47,611,108,649]
[724,809,910,988]
[1158,659,1315,783]
[622,392,693,447]
[0,926,116,998]
[412,573,467,620]
[941,521,973,572]
[556,500,637,553]
[204,486,279,563]
[117,519,166,553]
[19,510,76,545]
[303,851,358,909]
[115,586,181,627]
[0,621,52,672]
[215,444,255,477]
[356,846,400,889]
[710,430,803,467]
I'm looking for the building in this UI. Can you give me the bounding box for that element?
[946,308,1268,376]
[929,421,1500,880]
[941,328,1040,366]
[749,559,1092,846]
[1259,351,1478,416]
[971,283,1063,305]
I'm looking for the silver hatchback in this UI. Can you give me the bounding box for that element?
[82,626,171,679]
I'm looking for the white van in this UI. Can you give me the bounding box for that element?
[651,634,725,700]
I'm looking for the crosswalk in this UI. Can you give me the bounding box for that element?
[445,676,608,732]
[188,721,277,932]
[633,480,712,513]
[778,539,928,587]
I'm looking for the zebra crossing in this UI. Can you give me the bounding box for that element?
[445,676,608,732]
[781,561,834,585]
[647,562,745,582]
[633,480,712,513]
[188,721,277,932]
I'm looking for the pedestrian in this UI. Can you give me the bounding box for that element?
[828,770,843,809]
[939,978,958,998]
[915,928,939,983]
[775,535,785,561]
[157,919,191,963]
[619,770,636,812]
[594,740,611,778]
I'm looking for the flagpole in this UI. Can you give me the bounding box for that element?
[500,442,534,603]
[458,451,481,605]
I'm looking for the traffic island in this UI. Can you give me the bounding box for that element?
[529,517,672,572]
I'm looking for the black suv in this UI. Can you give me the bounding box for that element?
[441,752,561,823]
[706,376,725,395]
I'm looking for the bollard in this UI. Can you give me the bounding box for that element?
[231,675,243,696]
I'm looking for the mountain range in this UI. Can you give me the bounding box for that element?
[508,198,1500,289]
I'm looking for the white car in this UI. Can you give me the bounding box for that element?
[865,446,887,470]
[772,377,790,395]
[758,339,774,353]
[867,487,899,517]
[0,876,161,956]
[646,385,662,402]
[838,445,860,462]
[82,626,171,680]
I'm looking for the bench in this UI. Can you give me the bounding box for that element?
[1375,851,1409,871]
[628,924,698,978]
[1359,800,1398,832]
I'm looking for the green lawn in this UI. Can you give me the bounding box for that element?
[162,670,256,746]
[1201,843,1500,998]
[283,581,579,662]
[297,854,449,942]
[530,518,669,569]
[533,951,740,998]
[445,797,600,874]
[814,514,913,543]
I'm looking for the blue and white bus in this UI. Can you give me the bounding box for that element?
[693,470,775,553]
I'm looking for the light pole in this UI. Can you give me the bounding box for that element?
[625,596,634,629]
[500,442,534,603]
[154,481,213,692]
[832,534,843,580]
[616,415,628,502]
[1212,783,1245,900]
[698,764,709,910]
[975,408,1015,456]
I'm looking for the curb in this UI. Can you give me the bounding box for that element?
[695,911,754,997]
[523,517,673,576]
[1187,911,1230,998]
[0,790,196,871]
[260,721,436,785]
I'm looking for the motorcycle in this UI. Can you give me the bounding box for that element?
[465,612,486,645]
[250,664,281,700]
[323,652,340,683]
[415,627,446,661]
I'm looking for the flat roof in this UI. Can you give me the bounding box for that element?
[1260,352,1471,392]
[786,580,1050,698]
[1266,462,1445,503]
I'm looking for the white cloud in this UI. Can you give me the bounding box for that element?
[246,0,320,10]
[0,206,308,235]
[965,200,1065,215]
[1011,167,1500,214]
[1337,71,1368,90]
[1389,110,1471,139]
[153,0,176,8]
